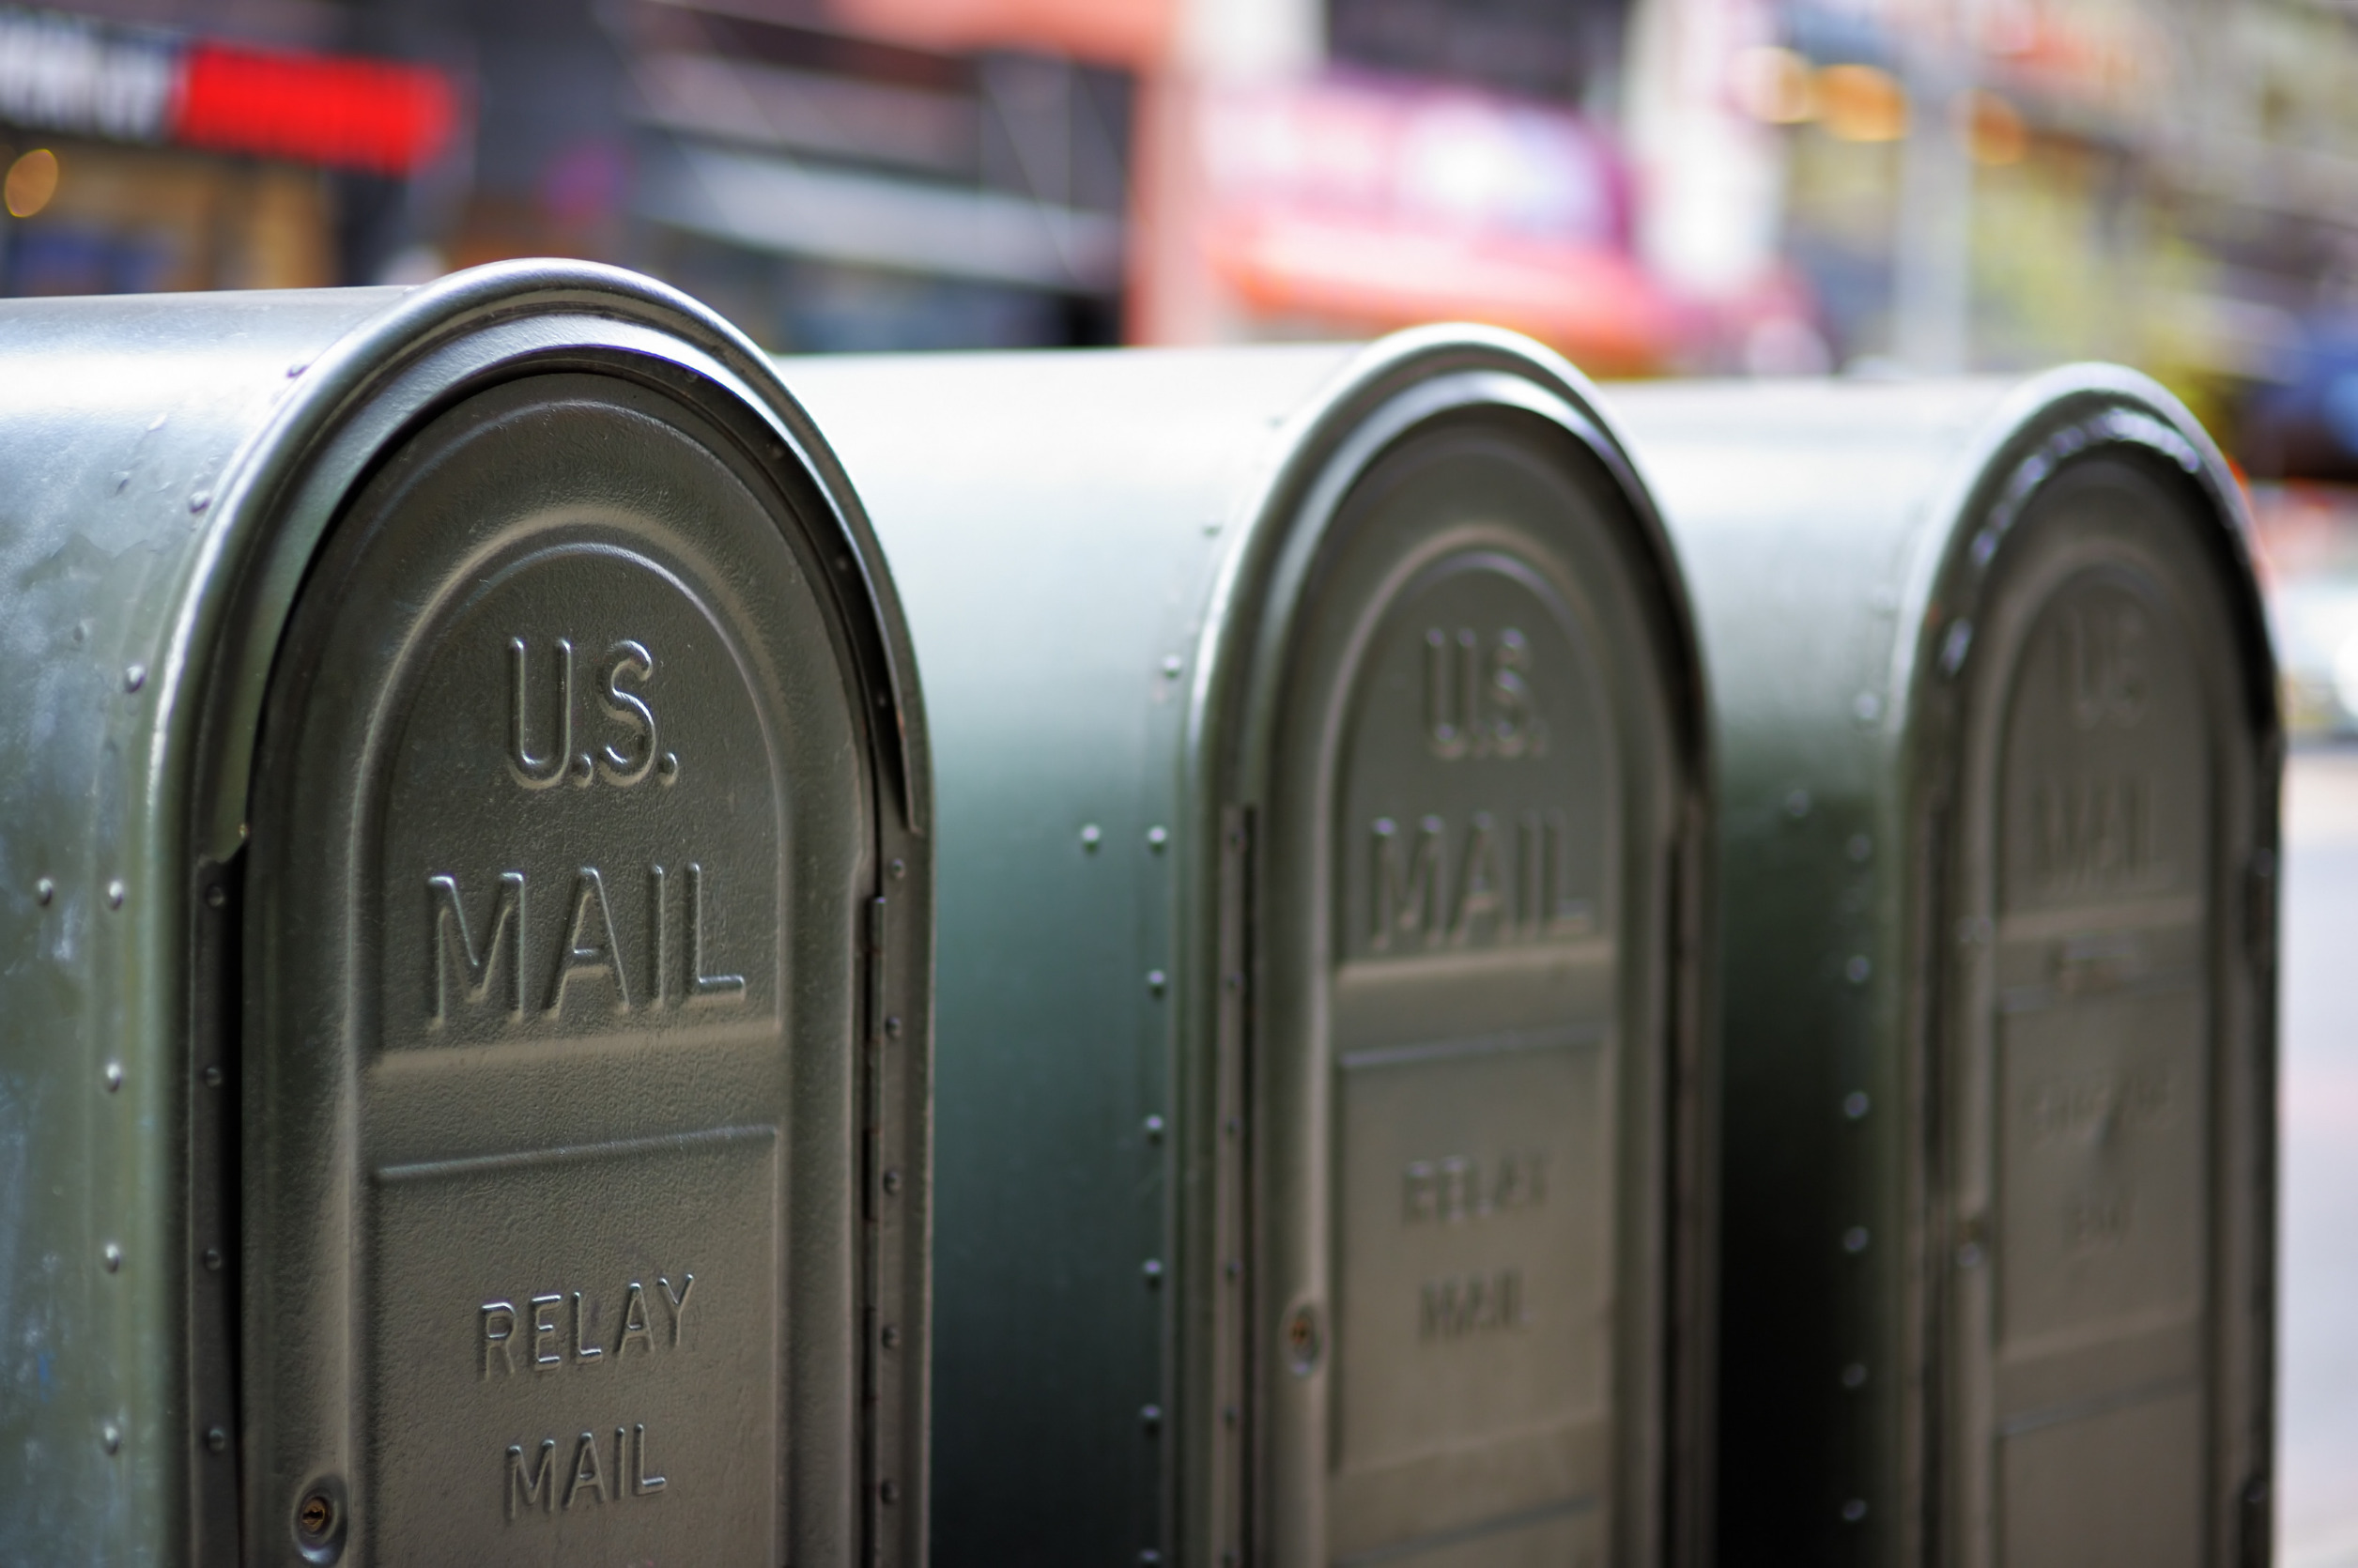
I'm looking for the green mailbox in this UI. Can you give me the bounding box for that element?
[1608,370,2277,1567]
[791,331,1713,1568]
[0,263,931,1566]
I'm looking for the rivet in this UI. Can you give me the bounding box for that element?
[203,1065,223,1089]
[1141,1259,1164,1286]
[36,877,53,905]
[1842,1226,1871,1255]
[203,1247,223,1272]
[1225,1258,1240,1281]
[106,880,125,909]
[205,884,226,910]
[1846,834,1872,863]
[1080,824,1102,851]
[188,490,209,515]
[1146,825,1168,851]
[1139,1552,1162,1566]
[1842,1499,1869,1524]
[1140,1404,1162,1430]
[1143,1115,1164,1143]
[885,1015,902,1038]
[881,1324,902,1350]
[1852,691,1882,724]
[1842,1362,1869,1390]
[1842,1091,1871,1120]
[206,1425,228,1453]
[100,1422,121,1455]
[879,1479,900,1506]
[102,1242,121,1272]
[888,857,905,880]
[103,1062,122,1092]
[881,1168,902,1195]
[1161,655,1182,678]
[1784,789,1811,820]
[123,664,145,693]
[1223,1404,1238,1427]
[1225,1115,1241,1138]
[1147,969,1167,995]
[1844,955,1871,985]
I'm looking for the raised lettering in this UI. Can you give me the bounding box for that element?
[658,1273,694,1346]
[2033,776,2152,893]
[1371,816,1445,951]
[563,1429,608,1509]
[1451,811,1507,945]
[481,1300,517,1379]
[1400,1150,1549,1224]
[508,637,576,790]
[546,868,630,1016]
[597,640,660,786]
[1423,626,1548,761]
[614,1281,655,1359]
[1419,1267,1528,1339]
[2063,605,2147,730]
[427,871,525,1023]
[572,1291,602,1363]
[686,865,746,1005]
[633,1422,666,1495]
[506,1438,558,1518]
[531,1294,563,1370]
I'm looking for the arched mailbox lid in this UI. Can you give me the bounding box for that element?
[0,263,930,1567]
[788,331,1712,1568]
[1604,369,2277,1568]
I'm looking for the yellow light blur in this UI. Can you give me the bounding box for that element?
[6,148,58,219]
[1816,64,1909,143]
[1732,46,1817,125]
[1965,89,2028,165]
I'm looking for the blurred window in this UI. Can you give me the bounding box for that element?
[1326,0,1632,105]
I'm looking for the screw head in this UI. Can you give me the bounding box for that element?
[1161,655,1182,678]
[124,664,146,692]
[1844,955,1872,985]
[881,1167,902,1195]
[1140,1404,1162,1430]
[1080,823,1102,850]
[203,1065,223,1089]
[35,877,52,905]
[1842,1226,1871,1255]
[203,1247,223,1271]
[100,1422,121,1454]
[1146,825,1168,850]
[881,1323,902,1350]
[1141,1259,1164,1286]
[888,857,905,880]
[885,1015,902,1038]
[103,1062,122,1092]
[878,1479,900,1506]
[1285,1304,1322,1376]
[206,1425,228,1453]
[1142,1115,1164,1143]
[101,1242,121,1272]
[1843,1091,1871,1120]
[1841,1361,1869,1390]
[1842,1499,1869,1524]
[206,884,227,910]
[106,880,125,910]
[1146,969,1167,995]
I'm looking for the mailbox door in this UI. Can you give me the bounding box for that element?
[1947,456,2261,1568]
[1260,413,1682,1568]
[244,371,875,1565]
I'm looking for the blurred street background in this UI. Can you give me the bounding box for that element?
[0,0,2349,1555]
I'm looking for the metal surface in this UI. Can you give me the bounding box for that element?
[1606,371,2278,1568]
[0,261,931,1566]
[787,332,1712,1568]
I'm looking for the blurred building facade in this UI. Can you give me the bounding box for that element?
[9,0,2358,462]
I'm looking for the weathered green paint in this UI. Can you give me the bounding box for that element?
[1607,369,2277,1568]
[789,331,1714,1568]
[0,263,931,1566]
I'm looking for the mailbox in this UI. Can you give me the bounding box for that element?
[0,263,931,1566]
[1607,370,2277,1567]
[790,331,1712,1568]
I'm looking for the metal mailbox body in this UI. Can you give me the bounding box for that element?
[789,331,1713,1568]
[1607,370,2277,1568]
[0,263,931,1567]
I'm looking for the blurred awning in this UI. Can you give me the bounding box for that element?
[1181,72,1679,371]
[638,136,1123,292]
